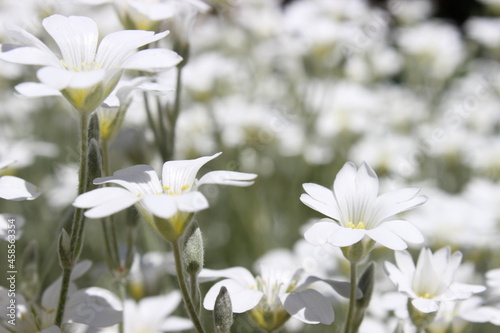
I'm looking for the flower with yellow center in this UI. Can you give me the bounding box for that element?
[73,153,256,240]
[0,14,181,113]
[301,161,427,252]
[384,247,485,314]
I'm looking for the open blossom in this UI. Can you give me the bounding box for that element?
[200,265,340,330]
[0,261,122,331]
[384,247,485,313]
[97,291,193,333]
[0,14,182,113]
[0,160,41,201]
[301,162,426,251]
[73,152,256,239]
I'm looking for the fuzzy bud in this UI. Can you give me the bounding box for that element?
[183,221,204,275]
[214,286,233,333]
[58,229,73,269]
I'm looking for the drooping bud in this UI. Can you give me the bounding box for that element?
[214,286,233,333]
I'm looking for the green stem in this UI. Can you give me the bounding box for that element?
[172,239,206,333]
[101,139,120,269]
[142,90,166,161]
[118,278,126,333]
[344,261,358,333]
[55,112,90,327]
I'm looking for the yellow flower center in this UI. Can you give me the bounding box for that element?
[347,221,366,229]
[162,184,191,195]
[60,59,102,72]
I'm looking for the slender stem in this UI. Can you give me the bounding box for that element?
[142,90,166,161]
[118,278,126,333]
[55,112,90,327]
[172,239,206,333]
[344,261,358,333]
[101,139,120,269]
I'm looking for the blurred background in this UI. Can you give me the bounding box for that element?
[1,0,500,332]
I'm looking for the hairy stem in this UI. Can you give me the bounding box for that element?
[172,239,206,333]
[344,261,358,333]
[55,112,90,327]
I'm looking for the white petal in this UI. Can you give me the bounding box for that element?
[383,260,415,297]
[73,187,133,208]
[162,152,221,193]
[411,298,439,313]
[197,170,257,187]
[42,15,99,68]
[173,191,209,212]
[142,194,178,219]
[160,316,194,331]
[121,48,182,72]
[357,162,379,198]
[15,82,62,97]
[96,30,169,69]
[333,162,357,200]
[280,289,334,325]
[328,226,365,247]
[94,164,162,195]
[65,287,122,326]
[300,193,340,220]
[374,188,427,221]
[37,66,72,90]
[203,279,263,313]
[139,291,182,318]
[366,228,407,250]
[0,45,59,66]
[0,175,41,201]
[199,267,257,286]
[303,220,339,246]
[377,220,424,244]
[84,192,141,219]
[4,23,55,54]
[394,250,416,282]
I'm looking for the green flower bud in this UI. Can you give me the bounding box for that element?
[183,221,204,275]
[214,286,233,333]
[58,229,73,269]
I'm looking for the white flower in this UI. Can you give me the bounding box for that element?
[73,152,256,238]
[301,162,426,251]
[97,291,193,333]
[0,261,122,331]
[0,14,182,113]
[200,265,337,329]
[0,160,41,201]
[384,247,486,313]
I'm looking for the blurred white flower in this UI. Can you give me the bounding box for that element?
[0,160,41,201]
[397,21,465,80]
[384,247,485,313]
[0,261,122,331]
[200,265,339,328]
[465,17,500,49]
[302,162,426,251]
[98,291,193,333]
[0,14,181,113]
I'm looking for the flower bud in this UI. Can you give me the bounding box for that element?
[214,286,233,333]
[58,229,73,269]
[183,221,204,275]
